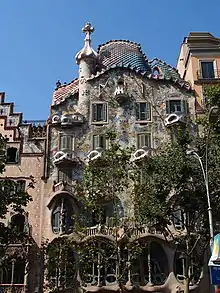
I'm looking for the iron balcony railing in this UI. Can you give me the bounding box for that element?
[0,284,26,293]
[22,120,46,127]
[197,70,220,80]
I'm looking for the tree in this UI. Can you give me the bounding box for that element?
[133,85,220,293]
[0,134,33,279]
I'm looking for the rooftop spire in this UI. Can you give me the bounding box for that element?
[76,22,97,65]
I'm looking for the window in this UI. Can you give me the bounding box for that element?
[137,133,151,149]
[17,180,26,192]
[11,214,25,233]
[6,147,18,163]
[92,135,107,150]
[153,67,160,76]
[0,259,25,285]
[201,61,215,79]
[166,100,188,114]
[136,102,151,121]
[52,197,74,234]
[172,209,186,230]
[92,103,107,123]
[58,169,72,184]
[60,135,73,152]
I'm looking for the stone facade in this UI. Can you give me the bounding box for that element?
[0,23,210,293]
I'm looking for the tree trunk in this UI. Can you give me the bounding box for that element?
[184,277,190,293]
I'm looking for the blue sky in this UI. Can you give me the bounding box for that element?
[0,0,219,120]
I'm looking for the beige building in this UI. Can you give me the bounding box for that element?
[0,24,210,293]
[177,32,220,113]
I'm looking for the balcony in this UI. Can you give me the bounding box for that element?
[53,151,79,168]
[114,84,128,104]
[52,180,76,194]
[86,224,163,238]
[196,69,220,81]
[0,285,26,293]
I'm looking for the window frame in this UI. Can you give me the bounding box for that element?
[51,197,74,234]
[91,102,108,124]
[199,60,216,79]
[92,134,108,150]
[6,146,19,164]
[135,101,152,123]
[166,99,189,115]
[136,132,152,149]
[59,135,74,152]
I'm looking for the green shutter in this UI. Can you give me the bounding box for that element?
[103,103,107,122]
[60,136,72,151]
[136,103,140,120]
[166,101,170,114]
[147,102,151,120]
[92,104,97,121]
[93,135,99,149]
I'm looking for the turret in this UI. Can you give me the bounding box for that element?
[75,22,98,118]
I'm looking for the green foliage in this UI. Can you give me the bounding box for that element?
[0,134,33,263]
[45,238,76,291]
[204,84,220,108]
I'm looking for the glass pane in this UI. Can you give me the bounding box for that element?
[201,62,214,78]
[97,104,103,121]
[140,103,147,120]
[169,100,181,113]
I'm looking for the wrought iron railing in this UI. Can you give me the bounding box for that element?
[22,120,46,127]
[197,70,220,80]
[0,284,26,293]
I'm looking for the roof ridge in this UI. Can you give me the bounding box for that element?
[54,78,78,91]
[149,57,178,72]
[97,39,142,53]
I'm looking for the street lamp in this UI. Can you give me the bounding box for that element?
[186,149,214,242]
[186,106,220,243]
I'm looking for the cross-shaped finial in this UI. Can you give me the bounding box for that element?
[82,22,94,41]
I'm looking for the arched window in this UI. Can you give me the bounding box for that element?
[6,147,18,163]
[46,239,76,290]
[11,214,25,233]
[52,197,74,234]
[0,258,25,284]
[132,241,168,286]
[153,67,160,77]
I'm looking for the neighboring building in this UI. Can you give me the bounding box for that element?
[0,23,204,293]
[177,32,220,113]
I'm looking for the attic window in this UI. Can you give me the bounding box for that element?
[117,80,124,86]
[153,67,160,76]
[6,147,18,163]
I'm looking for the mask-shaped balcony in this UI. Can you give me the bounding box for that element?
[131,147,154,163]
[164,113,186,128]
[53,151,79,168]
[114,83,128,104]
[86,148,103,164]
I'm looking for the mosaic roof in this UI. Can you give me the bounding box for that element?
[52,79,79,105]
[149,58,180,81]
[52,41,190,106]
[98,40,152,74]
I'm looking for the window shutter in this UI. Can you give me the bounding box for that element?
[103,103,107,122]
[93,135,99,150]
[214,60,218,78]
[181,100,189,114]
[147,102,151,120]
[92,104,97,122]
[145,133,151,147]
[166,101,170,114]
[136,103,140,120]
[60,136,72,151]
